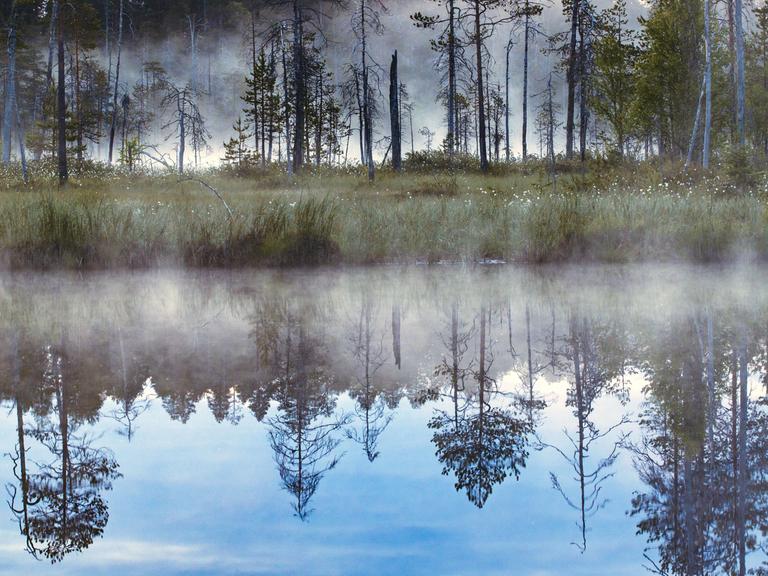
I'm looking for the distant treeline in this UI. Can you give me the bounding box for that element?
[0,0,767,184]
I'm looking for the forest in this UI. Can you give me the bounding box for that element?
[0,0,767,267]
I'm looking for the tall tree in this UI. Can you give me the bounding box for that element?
[107,0,124,164]
[591,0,636,158]
[1,0,19,164]
[412,0,459,158]
[565,0,579,158]
[733,0,745,146]
[55,0,67,183]
[389,50,401,171]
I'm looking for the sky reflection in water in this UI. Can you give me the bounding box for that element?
[0,265,766,575]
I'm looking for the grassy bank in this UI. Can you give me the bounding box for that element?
[1,166,768,269]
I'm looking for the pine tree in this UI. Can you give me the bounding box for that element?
[222,116,255,169]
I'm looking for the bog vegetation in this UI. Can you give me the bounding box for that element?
[1,156,767,269]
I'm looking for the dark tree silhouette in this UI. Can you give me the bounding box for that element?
[17,345,121,563]
[265,319,348,520]
[430,307,531,508]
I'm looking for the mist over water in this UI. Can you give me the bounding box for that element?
[1,264,767,575]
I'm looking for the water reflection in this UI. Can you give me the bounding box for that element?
[0,266,767,574]
[6,342,120,563]
[429,306,532,508]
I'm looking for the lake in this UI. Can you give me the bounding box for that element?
[0,265,766,576]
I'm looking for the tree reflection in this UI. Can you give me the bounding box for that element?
[430,307,531,508]
[259,305,348,520]
[630,317,768,575]
[543,314,630,552]
[5,330,38,556]
[346,299,393,462]
[508,302,548,425]
[12,345,121,563]
[106,327,151,440]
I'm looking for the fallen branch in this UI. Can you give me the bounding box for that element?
[178,177,234,219]
[140,145,176,171]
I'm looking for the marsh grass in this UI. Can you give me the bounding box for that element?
[1,168,767,269]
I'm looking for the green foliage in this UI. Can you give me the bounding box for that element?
[723,145,756,188]
[591,0,637,157]
[632,0,702,156]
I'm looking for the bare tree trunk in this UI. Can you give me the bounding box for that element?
[189,15,199,94]
[447,0,456,158]
[686,78,705,168]
[505,38,512,163]
[47,0,59,89]
[734,0,746,146]
[522,5,530,161]
[703,0,712,168]
[2,7,17,164]
[566,0,580,159]
[361,0,375,181]
[408,107,416,156]
[578,14,590,164]
[178,92,185,175]
[355,71,365,164]
[56,0,68,184]
[75,34,84,164]
[108,0,124,164]
[474,0,488,172]
[389,51,402,172]
[16,102,27,182]
[546,74,556,190]
[292,0,305,172]
[280,24,292,175]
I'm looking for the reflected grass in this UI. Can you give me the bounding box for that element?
[1,172,767,269]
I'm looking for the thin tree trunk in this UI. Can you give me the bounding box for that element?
[390,51,402,172]
[474,0,488,172]
[505,38,512,163]
[703,0,712,168]
[16,102,28,182]
[292,0,305,172]
[56,0,68,184]
[522,6,530,161]
[361,0,375,181]
[447,0,456,158]
[108,0,124,164]
[2,7,17,164]
[280,24,292,175]
[47,0,59,89]
[355,71,365,164]
[685,78,705,168]
[566,0,580,159]
[75,34,83,164]
[178,92,185,175]
[734,0,746,146]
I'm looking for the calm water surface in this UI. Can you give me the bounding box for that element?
[0,265,767,576]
